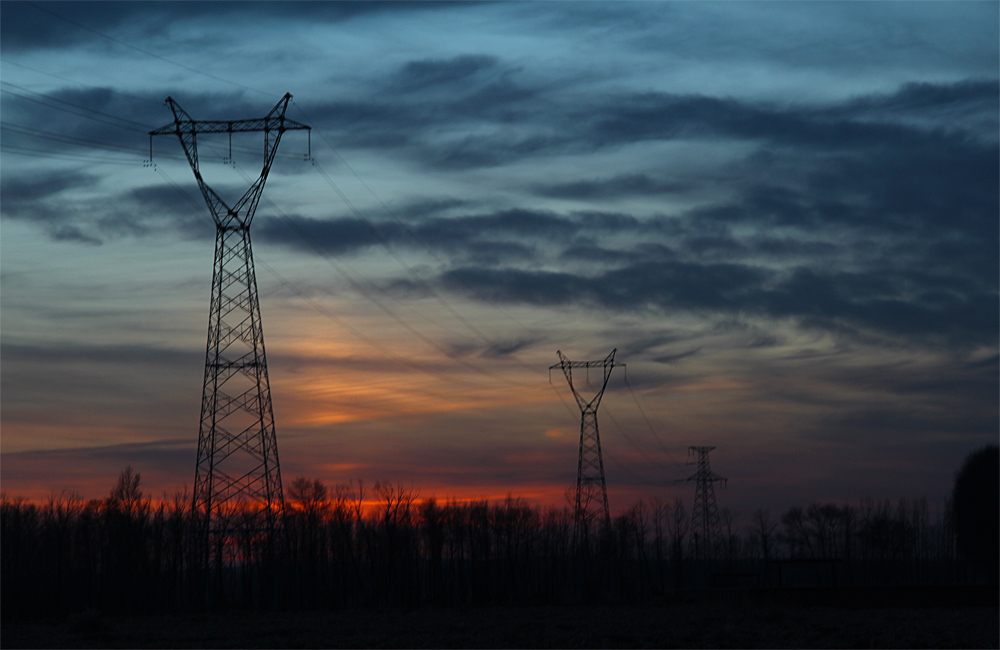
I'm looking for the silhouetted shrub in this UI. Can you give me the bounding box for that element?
[952,445,999,581]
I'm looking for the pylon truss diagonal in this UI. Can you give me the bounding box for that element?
[150,94,309,550]
[550,349,624,546]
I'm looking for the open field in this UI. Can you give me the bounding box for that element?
[3,600,997,649]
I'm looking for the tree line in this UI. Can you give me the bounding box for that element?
[4,460,994,617]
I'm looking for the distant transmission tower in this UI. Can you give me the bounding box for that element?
[150,94,309,546]
[678,445,727,558]
[550,349,624,546]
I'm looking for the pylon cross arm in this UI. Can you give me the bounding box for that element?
[149,93,309,137]
[552,349,622,413]
[149,117,310,136]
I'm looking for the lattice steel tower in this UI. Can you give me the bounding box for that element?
[150,94,309,539]
[550,349,624,545]
[679,445,727,558]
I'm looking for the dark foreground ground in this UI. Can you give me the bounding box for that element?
[3,598,998,649]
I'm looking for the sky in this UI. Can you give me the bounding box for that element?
[1,1,997,518]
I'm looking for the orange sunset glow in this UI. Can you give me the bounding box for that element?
[1,1,996,532]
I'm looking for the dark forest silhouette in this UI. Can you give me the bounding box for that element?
[3,448,997,617]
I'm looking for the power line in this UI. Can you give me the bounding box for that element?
[22,1,273,98]
[600,445,664,489]
[1,74,301,164]
[624,377,686,467]
[10,4,635,412]
[1,82,151,132]
[157,160,520,392]
[1,84,295,167]
[256,259,483,389]
[154,167,206,211]
[1,58,160,105]
[549,381,580,420]
[294,101,547,379]
[0,142,139,165]
[602,406,680,476]
[8,8,689,509]
[1,120,178,158]
[12,3,549,386]
[308,157,545,380]
[231,162,538,389]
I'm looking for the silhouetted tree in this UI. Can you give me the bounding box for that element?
[107,466,145,515]
[666,498,687,589]
[952,445,999,581]
[750,508,777,561]
[0,472,974,615]
[781,506,811,557]
[720,507,740,563]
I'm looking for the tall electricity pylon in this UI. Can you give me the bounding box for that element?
[550,349,624,546]
[678,445,727,559]
[150,94,309,549]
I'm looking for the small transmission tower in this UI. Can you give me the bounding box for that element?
[678,445,727,558]
[550,349,624,546]
[150,94,309,546]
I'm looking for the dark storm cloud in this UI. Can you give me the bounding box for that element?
[9,53,994,256]
[0,2,131,51]
[479,336,542,359]
[755,268,997,342]
[254,125,997,347]
[298,75,997,175]
[807,405,994,445]
[394,197,468,219]
[585,80,999,152]
[49,225,103,246]
[3,438,193,465]
[835,354,999,405]
[1,81,305,165]
[533,173,690,199]
[4,11,994,355]
[458,240,537,266]
[748,237,837,258]
[1,83,159,150]
[0,341,201,367]
[441,268,583,306]
[652,349,701,365]
[256,206,677,268]
[806,140,999,239]
[303,57,551,163]
[443,335,545,361]
[256,215,392,256]
[0,170,95,220]
[6,1,996,181]
[559,242,646,264]
[2,1,458,52]
[256,208,577,259]
[0,170,111,244]
[128,185,201,218]
[390,55,500,92]
[0,80,271,239]
[416,208,573,241]
[0,166,218,243]
[833,79,999,130]
[441,259,998,345]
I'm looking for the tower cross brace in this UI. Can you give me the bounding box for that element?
[150,94,309,551]
[550,349,624,546]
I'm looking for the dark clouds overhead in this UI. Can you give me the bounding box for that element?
[248,74,999,348]
[1,1,996,510]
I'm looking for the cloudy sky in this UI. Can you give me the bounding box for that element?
[2,1,997,516]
